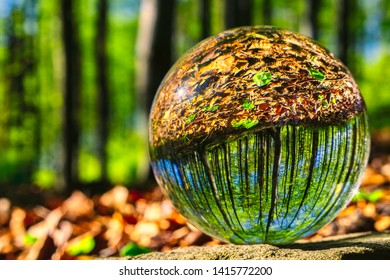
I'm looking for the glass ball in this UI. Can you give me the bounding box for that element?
[149,26,370,245]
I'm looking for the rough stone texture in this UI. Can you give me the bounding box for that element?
[129,232,390,260]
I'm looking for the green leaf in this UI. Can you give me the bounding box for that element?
[24,234,38,246]
[366,190,384,203]
[202,105,218,111]
[253,71,272,87]
[242,98,255,110]
[185,114,196,124]
[322,101,329,107]
[352,189,384,203]
[352,191,365,202]
[309,68,325,81]
[232,119,258,129]
[182,135,190,142]
[232,120,244,127]
[242,119,259,129]
[120,242,152,257]
[67,235,95,256]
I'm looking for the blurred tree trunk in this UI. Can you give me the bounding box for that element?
[6,6,31,179]
[224,0,252,29]
[136,0,176,114]
[6,8,24,143]
[61,0,81,191]
[338,0,362,77]
[4,1,39,183]
[136,0,176,184]
[95,0,109,184]
[200,0,211,39]
[263,0,272,25]
[308,0,321,40]
[338,0,351,67]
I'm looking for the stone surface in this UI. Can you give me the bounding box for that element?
[129,232,390,260]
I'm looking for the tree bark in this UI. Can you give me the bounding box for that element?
[60,0,81,191]
[224,0,252,29]
[338,0,351,66]
[95,0,109,184]
[136,0,176,119]
[308,0,321,40]
[200,0,211,39]
[136,0,176,184]
[263,0,272,25]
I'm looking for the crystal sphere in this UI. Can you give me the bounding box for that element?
[149,26,370,244]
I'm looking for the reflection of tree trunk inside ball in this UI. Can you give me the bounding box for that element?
[151,113,369,244]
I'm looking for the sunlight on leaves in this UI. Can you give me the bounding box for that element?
[24,234,38,246]
[119,242,152,257]
[66,235,95,256]
[352,189,384,203]
[202,105,218,111]
[242,98,255,110]
[232,118,259,129]
[32,169,56,189]
[79,151,101,183]
[308,68,325,81]
[253,71,272,87]
[185,114,196,124]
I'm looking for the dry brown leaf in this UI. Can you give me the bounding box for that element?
[131,221,160,247]
[0,231,13,254]
[172,226,190,241]
[143,202,163,222]
[62,191,94,220]
[9,207,26,248]
[52,221,73,250]
[19,235,56,260]
[27,208,64,239]
[105,212,124,248]
[99,185,129,211]
[380,163,390,179]
[0,198,11,225]
[374,216,390,231]
[362,203,377,219]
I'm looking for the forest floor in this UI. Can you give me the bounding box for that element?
[0,131,390,260]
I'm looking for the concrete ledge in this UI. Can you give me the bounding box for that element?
[129,232,390,260]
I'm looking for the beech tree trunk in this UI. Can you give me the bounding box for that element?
[95,0,109,184]
[224,0,252,29]
[136,0,176,183]
[136,0,176,114]
[263,0,272,25]
[61,0,81,191]
[200,0,211,39]
[308,0,321,40]
[338,0,351,66]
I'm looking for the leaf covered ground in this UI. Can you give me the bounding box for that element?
[1,141,390,259]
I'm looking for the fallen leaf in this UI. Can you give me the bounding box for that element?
[99,185,129,211]
[0,198,11,225]
[374,216,390,231]
[62,191,94,220]
[66,234,96,256]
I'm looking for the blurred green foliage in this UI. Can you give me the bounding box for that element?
[66,235,96,256]
[119,242,152,257]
